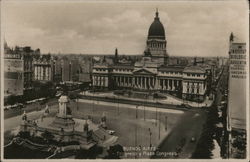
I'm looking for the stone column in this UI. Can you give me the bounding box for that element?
[100,76,102,86]
[165,79,168,90]
[162,79,165,90]
[136,77,138,88]
[140,76,142,89]
[138,77,140,88]
[46,66,48,80]
[168,79,171,90]
[171,80,173,90]
[149,77,151,90]
[172,80,174,90]
[131,77,133,87]
[38,66,40,80]
[103,76,106,87]
[152,77,154,90]
[143,76,145,89]
[132,77,135,87]
[155,78,158,90]
[105,77,108,87]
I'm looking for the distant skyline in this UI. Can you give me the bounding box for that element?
[3,1,248,57]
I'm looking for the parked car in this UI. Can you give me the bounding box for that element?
[107,130,115,135]
[190,137,196,142]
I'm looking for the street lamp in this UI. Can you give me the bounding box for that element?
[148,128,152,147]
[117,95,120,115]
[135,124,137,159]
[144,94,146,121]
[76,94,79,110]
[165,116,167,131]
[136,105,138,119]
[92,85,94,113]
[155,106,157,126]
[158,112,161,140]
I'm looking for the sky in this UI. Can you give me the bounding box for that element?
[2,0,249,57]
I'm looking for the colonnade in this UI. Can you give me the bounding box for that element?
[34,65,52,81]
[158,78,181,91]
[92,75,108,87]
[112,75,181,91]
[183,81,205,95]
[92,74,184,91]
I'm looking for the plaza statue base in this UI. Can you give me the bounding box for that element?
[18,95,118,151]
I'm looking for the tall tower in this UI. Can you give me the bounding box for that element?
[146,9,168,64]
[227,32,247,157]
[114,48,119,64]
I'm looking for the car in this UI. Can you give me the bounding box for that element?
[190,137,196,142]
[107,130,115,135]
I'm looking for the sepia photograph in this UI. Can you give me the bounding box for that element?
[1,0,249,160]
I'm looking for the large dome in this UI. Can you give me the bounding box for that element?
[148,10,165,40]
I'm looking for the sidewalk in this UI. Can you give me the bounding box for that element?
[81,91,214,108]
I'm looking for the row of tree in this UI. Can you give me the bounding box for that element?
[4,81,56,106]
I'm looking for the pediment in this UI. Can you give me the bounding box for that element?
[133,68,155,75]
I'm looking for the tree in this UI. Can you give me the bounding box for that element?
[6,95,18,105]
[18,131,31,139]
[105,144,124,159]
[41,130,54,143]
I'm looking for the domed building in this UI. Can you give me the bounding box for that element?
[146,9,168,64]
[92,10,212,102]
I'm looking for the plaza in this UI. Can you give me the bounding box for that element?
[4,95,206,158]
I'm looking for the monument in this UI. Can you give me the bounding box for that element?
[18,95,118,151]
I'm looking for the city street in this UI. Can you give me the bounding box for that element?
[4,98,58,119]
[4,97,207,158]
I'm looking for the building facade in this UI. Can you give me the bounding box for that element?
[33,55,54,82]
[4,42,24,97]
[227,33,247,158]
[92,10,210,101]
[228,33,247,131]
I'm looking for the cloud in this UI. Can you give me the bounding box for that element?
[3,1,248,56]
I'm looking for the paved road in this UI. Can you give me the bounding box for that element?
[4,98,58,119]
[152,109,207,158]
